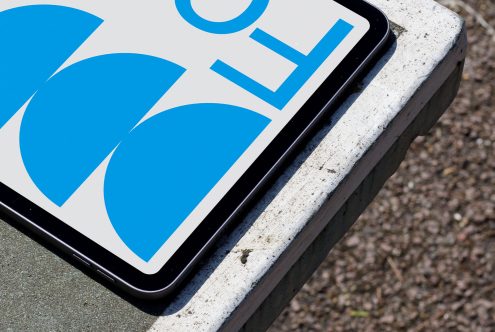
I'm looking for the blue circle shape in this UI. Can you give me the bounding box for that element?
[103,103,270,261]
[175,0,269,34]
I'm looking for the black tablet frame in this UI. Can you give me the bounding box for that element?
[0,0,390,298]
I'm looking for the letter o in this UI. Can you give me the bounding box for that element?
[175,0,269,34]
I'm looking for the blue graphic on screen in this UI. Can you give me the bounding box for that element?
[2,3,357,263]
[175,0,269,34]
[104,104,270,261]
[20,54,186,206]
[212,19,354,109]
[0,5,102,129]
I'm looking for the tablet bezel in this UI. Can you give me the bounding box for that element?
[0,0,390,298]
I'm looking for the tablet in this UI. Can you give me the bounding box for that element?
[0,0,389,298]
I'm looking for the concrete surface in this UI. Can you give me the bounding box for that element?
[271,0,494,328]
[0,0,466,331]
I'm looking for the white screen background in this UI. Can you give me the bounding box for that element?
[0,0,369,274]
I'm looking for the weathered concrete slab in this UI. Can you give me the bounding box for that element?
[150,1,467,331]
[0,1,466,331]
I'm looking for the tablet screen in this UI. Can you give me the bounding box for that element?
[0,0,370,274]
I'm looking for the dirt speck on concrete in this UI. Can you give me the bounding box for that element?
[241,249,253,265]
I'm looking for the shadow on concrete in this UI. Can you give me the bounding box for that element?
[158,28,399,317]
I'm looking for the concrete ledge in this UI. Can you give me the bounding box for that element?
[151,1,467,330]
[0,1,467,331]
[239,60,465,332]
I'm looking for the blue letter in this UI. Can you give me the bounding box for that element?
[175,0,269,34]
[0,5,102,129]
[104,104,270,261]
[211,19,354,110]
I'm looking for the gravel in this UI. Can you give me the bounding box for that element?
[270,0,495,331]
